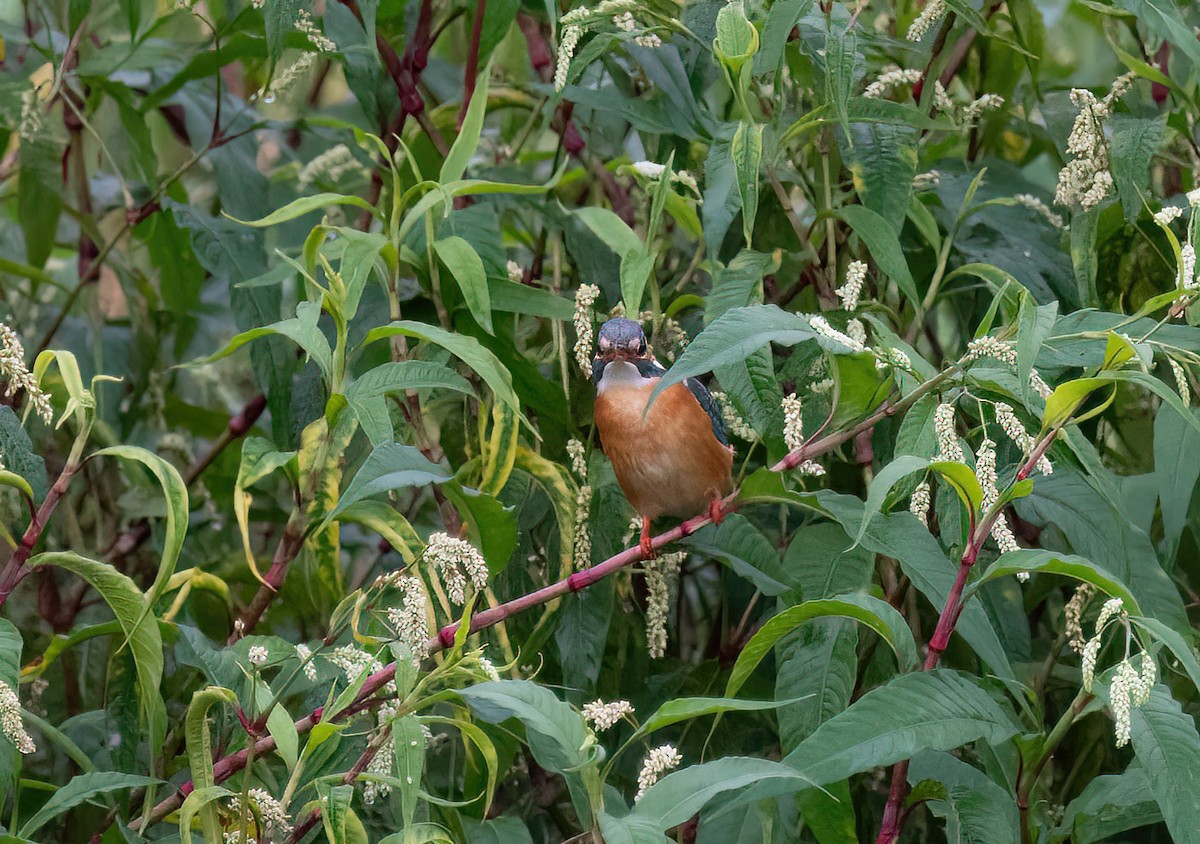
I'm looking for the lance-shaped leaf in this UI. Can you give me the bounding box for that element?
[435,235,493,334]
[726,593,919,700]
[648,305,815,407]
[190,300,333,383]
[327,442,451,522]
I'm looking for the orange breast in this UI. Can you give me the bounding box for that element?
[594,378,734,520]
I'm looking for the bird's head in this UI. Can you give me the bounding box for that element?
[592,317,650,384]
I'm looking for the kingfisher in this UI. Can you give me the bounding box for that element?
[591,317,734,558]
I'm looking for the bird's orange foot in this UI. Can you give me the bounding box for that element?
[708,497,725,526]
[639,518,656,559]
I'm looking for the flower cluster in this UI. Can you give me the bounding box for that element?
[556,0,663,90]
[935,402,964,463]
[977,439,1020,555]
[630,161,700,196]
[479,656,500,682]
[227,789,292,843]
[1079,597,1156,747]
[967,336,1018,365]
[961,93,1005,123]
[1170,359,1191,406]
[1183,244,1198,292]
[863,67,923,99]
[555,25,584,90]
[913,170,940,191]
[363,703,397,805]
[906,0,946,41]
[644,551,684,658]
[568,439,592,570]
[966,336,1054,402]
[507,260,523,284]
[261,53,316,102]
[874,346,913,373]
[573,284,601,371]
[994,402,1052,476]
[0,324,52,424]
[1013,193,1065,230]
[782,394,804,453]
[385,575,431,667]
[1064,583,1095,654]
[711,391,757,441]
[1055,75,1134,211]
[810,315,865,353]
[846,317,866,348]
[0,680,34,754]
[328,645,395,695]
[298,144,367,187]
[425,533,488,604]
[636,744,682,800]
[19,86,41,142]
[910,480,931,526]
[582,699,634,731]
[1154,206,1184,227]
[294,9,336,52]
[655,316,690,362]
[837,261,868,311]
[247,645,269,666]
[295,643,318,681]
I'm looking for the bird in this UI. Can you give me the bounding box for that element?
[591,317,734,559]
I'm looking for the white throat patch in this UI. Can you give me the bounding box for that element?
[597,360,651,394]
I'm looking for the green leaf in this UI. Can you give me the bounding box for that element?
[731,122,763,247]
[0,470,33,503]
[435,235,493,334]
[179,785,234,844]
[714,0,759,71]
[1153,404,1200,555]
[782,670,1019,787]
[441,66,490,183]
[846,123,917,233]
[967,549,1140,610]
[627,697,802,747]
[348,360,475,405]
[621,248,655,320]
[726,593,919,700]
[362,321,527,427]
[838,205,919,304]
[394,715,426,830]
[1113,0,1200,70]
[191,300,333,383]
[458,680,592,774]
[328,442,451,522]
[1130,686,1200,843]
[649,305,814,406]
[632,758,812,830]
[28,552,167,769]
[20,771,162,836]
[818,492,1013,678]
[906,750,1020,844]
[0,407,47,501]
[92,446,188,610]
[334,499,424,563]
[1057,767,1161,843]
[1109,114,1164,224]
[228,192,380,228]
[183,687,238,843]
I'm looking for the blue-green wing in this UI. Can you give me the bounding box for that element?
[684,378,730,446]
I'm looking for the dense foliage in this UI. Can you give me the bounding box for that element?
[3,0,1200,841]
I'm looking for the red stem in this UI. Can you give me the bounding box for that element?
[0,459,81,607]
[875,425,1064,842]
[458,0,487,130]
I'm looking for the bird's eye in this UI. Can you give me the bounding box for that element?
[637,339,647,354]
